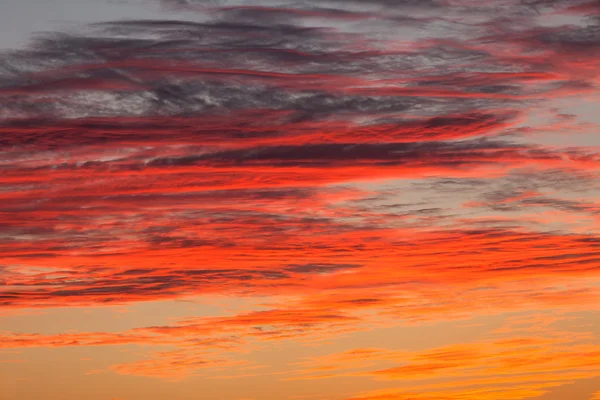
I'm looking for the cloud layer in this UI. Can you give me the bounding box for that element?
[1,0,600,399]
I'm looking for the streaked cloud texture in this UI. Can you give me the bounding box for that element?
[1,0,600,399]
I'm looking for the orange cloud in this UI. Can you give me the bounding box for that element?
[290,315,600,400]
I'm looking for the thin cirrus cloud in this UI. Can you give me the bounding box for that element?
[1,0,600,399]
[286,313,600,399]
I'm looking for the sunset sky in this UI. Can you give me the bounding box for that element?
[1,1,600,399]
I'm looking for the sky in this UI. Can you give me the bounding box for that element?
[1,1,600,399]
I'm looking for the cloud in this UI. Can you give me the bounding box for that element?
[0,0,600,395]
[288,313,600,399]
[109,348,251,380]
[2,224,600,308]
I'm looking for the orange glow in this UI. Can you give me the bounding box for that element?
[1,0,600,399]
